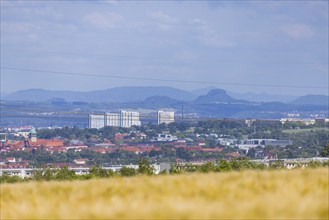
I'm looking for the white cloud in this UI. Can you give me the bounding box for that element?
[191,18,207,27]
[2,22,39,33]
[143,11,180,32]
[84,12,123,29]
[147,11,179,24]
[280,24,314,39]
[190,18,236,48]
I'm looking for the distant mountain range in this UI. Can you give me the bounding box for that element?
[290,95,328,106]
[1,87,328,127]
[193,89,244,104]
[192,87,298,103]
[2,86,328,106]
[227,91,298,103]
[3,87,196,103]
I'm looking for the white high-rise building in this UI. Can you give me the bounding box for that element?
[89,114,105,129]
[120,111,141,127]
[89,111,141,128]
[157,110,175,125]
[105,113,120,127]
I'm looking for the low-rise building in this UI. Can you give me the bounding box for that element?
[73,159,88,165]
[6,157,16,163]
[153,134,178,142]
[280,118,316,125]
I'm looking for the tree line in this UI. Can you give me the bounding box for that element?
[1,158,328,184]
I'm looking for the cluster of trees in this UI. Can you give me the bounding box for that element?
[33,121,298,143]
[2,157,328,184]
[37,126,131,144]
[1,148,142,166]
[0,159,155,184]
[320,144,329,157]
[2,143,328,167]
[170,158,329,174]
[1,144,242,166]
[34,120,328,141]
[170,158,266,174]
[248,129,328,159]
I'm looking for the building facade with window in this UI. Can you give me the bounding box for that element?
[89,114,105,129]
[157,110,175,125]
[89,111,141,128]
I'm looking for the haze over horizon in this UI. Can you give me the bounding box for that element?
[1,86,327,99]
[1,0,328,96]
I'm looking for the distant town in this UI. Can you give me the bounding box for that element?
[1,108,328,177]
[1,81,328,178]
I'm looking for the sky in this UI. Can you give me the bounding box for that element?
[1,0,328,96]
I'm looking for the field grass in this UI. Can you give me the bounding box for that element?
[282,127,329,134]
[1,168,328,219]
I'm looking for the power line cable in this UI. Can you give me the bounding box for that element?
[1,66,327,89]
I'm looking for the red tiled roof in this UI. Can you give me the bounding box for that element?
[225,152,240,157]
[201,148,224,152]
[30,138,64,147]
[121,146,140,152]
[6,157,15,160]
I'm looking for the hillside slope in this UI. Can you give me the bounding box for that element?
[193,89,238,104]
[290,94,328,106]
[1,168,328,219]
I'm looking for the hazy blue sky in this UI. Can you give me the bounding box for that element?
[1,0,328,96]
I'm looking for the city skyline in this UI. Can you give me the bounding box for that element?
[1,1,328,96]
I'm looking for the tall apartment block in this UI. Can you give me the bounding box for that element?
[120,111,141,127]
[157,110,175,125]
[89,111,141,128]
[105,113,120,127]
[89,114,105,129]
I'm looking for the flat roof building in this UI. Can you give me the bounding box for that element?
[120,111,141,128]
[157,110,175,125]
[106,113,120,127]
[89,111,141,129]
[89,114,105,129]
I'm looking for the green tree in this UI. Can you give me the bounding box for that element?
[269,160,285,169]
[54,167,77,181]
[184,163,197,172]
[197,162,215,173]
[308,160,322,168]
[320,144,329,157]
[169,163,183,174]
[138,158,154,175]
[216,159,232,172]
[0,174,22,184]
[120,167,137,177]
[33,168,55,181]
[89,166,114,178]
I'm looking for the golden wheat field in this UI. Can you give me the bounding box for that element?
[1,168,328,219]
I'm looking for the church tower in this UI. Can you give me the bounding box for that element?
[29,128,37,143]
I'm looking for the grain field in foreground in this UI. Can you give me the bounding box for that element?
[1,168,328,219]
